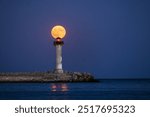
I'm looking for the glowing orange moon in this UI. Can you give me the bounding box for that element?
[51,25,66,39]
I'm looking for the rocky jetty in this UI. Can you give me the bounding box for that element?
[0,71,97,83]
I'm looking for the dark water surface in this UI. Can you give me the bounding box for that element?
[0,79,150,100]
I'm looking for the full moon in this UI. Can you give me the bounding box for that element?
[51,25,66,39]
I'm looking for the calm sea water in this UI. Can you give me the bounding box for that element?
[0,79,150,100]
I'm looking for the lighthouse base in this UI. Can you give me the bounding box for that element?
[54,69,63,74]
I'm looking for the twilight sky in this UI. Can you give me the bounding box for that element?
[0,0,150,78]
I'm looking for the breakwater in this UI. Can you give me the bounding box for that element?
[0,72,96,83]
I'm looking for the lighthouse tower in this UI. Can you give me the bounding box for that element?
[51,25,66,73]
[54,38,64,73]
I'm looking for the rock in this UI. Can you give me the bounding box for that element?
[0,71,97,82]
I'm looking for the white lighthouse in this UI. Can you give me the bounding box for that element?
[51,25,66,73]
[54,38,64,73]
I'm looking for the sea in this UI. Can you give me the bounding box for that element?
[0,79,150,100]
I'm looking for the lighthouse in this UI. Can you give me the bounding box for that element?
[51,25,66,73]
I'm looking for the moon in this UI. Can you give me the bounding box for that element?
[51,25,66,39]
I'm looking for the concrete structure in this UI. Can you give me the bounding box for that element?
[54,38,64,73]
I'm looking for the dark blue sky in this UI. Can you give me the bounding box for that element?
[0,0,150,78]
